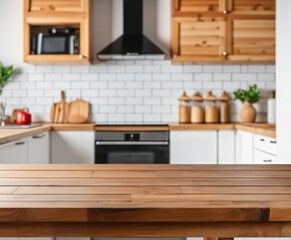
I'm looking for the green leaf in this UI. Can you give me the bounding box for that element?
[233,84,261,104]
[0,63,18,96]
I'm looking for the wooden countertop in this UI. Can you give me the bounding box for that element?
[0,123,276,145]
[0,164,291,238]
[169,123,276,138]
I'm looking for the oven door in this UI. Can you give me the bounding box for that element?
[95,141,169,164]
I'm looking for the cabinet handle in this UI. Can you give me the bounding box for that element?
[263,159,272,163]
[260,139,265,142]
[14,141,25,146]
[223,10,229,14]
[32,134,45,139]
[270,140,277,144]
[79,55,86,59]
[222,51,228,57]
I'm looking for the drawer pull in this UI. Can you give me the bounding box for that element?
[260,139,265,142]
[32,135,45,139]
[14,141,25,146]
[263,159,272,163]
[270,140,277,144]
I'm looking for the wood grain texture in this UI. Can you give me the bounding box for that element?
[0,164,290,237]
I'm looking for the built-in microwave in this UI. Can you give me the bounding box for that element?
[31,33,79,55]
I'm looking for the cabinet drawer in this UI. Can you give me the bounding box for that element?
[254,149,277,164]
[253,134,277,155]
[29,0,82,12]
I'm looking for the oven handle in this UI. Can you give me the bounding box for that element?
[96,141,169,146]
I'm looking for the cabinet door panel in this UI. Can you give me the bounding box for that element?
[254,149,277,164]
[28,132,50,164]
[170,131,217,164]
[0,140,28,164]
[235,131,253,164]
[227,18,275,62]
[51,131,94,164]
[174,0,222,13]
[218,131,235,164]
[230,0,275,15]
[172,17,226,62]
[29,0,82,12]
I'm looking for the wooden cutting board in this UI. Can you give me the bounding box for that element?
[68,99,89,124]
[50,91,69,123]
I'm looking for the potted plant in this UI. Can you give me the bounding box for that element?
[0,63,17,96]
[233,84,261,123]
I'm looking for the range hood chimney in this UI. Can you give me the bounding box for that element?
[97,0,166,60]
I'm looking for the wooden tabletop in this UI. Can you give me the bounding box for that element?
[0,164,291,238]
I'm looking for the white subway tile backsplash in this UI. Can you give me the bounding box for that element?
[117,73,135,81]
[35,65,53,73]
[258,73,275,81]
[213,73,231,82]
[126,66,143,73]
[144,66,160,73]
[1,62,275,123]
[171,73,193,81]
[90,65,107,73]
[203,65,222,73]
[72,82,90,89]
[183,65,203,73]
[45,74,62,81]
[161,65,183,73]
[222,65,241,73]
[81,74,99,81]
[71,65,90,73]
[248,65,266,73]
[153,74,171,81]
[233,73,257,81]
[195,74,213,81]
[53,65,71,73]
[62,74,80,81]
[28,74,44,82]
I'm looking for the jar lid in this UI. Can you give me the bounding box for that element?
[178,91,191,102]
[219,91,230,101]
[204,91,217,101]
[191,92,203,102]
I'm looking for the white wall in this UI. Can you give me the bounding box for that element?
[276,0,291,163]
[0,0,275,123]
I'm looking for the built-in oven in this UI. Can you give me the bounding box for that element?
[95,130,169,164]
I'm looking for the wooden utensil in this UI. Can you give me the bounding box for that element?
[57,91,65,123]
[68,99,89,124]
[50,104,56,123]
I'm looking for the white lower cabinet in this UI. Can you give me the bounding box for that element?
[235,131,254,164]
[51,131,94,164]
[0,139,28,164]
[218,131,235,164]
[170,131,217,164]
[28,132,50,164]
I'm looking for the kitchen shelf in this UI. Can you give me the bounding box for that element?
[23,0,92,64]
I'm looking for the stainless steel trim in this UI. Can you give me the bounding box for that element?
[96,141,169,146]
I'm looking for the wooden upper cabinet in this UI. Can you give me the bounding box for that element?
[171,0,275,63]
[23,0,92,64]
[226,17,275,62]
[172,16,227,62]
[29,0,83,13]
[229,0,275,15]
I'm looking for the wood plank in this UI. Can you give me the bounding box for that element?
[182,186,291,194]
[1,164,291,171]
[0,222,281,237]
[2,177,291,187]
[92,170,291,179]
[14,186,181,195]
[0,171,93,178]
[0,194,131,202]
[131,194,291,202]
[0,187,19,194]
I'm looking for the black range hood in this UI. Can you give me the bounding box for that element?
[97,0,166,60]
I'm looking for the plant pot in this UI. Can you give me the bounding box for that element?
[240,101,257,123]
